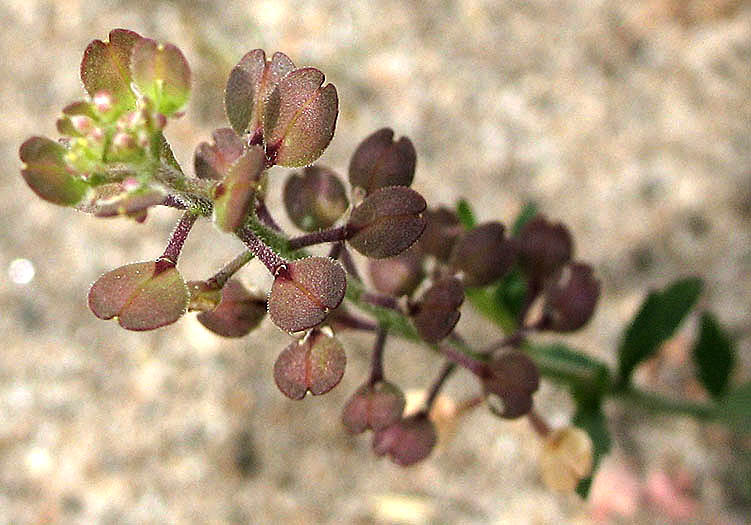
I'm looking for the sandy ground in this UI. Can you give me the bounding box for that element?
[1,0,750,523]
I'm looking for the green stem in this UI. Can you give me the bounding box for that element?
[614,387,715,420]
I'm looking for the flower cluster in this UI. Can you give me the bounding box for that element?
[20,29,611,493]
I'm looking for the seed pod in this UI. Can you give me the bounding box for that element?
[411,277,464,343]
[483,352,539,419]
[263,67,338,167]
[268,257,347,333]
[449,222,517,287]
[347,186,427,259]
[419,207,463,262]
[372,413,437,466]
[19,136,88,206]
[92,184,166,222]
[348,128,416,194]
[130,38,191,116]
[539,427,593,492]
[517,215,573,280]
[544,263,600,332]
[283,165,349,232]
[212,145,266,232]
[342,380,406,434]
[224,50,295,138]
[194,128,245,180]
[368,245,425,297]
[80,29,143,112]
[196,279,267,338]
[273,329,346,400]
[88,260,188,331]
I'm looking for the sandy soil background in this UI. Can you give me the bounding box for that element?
[1,0,750,523]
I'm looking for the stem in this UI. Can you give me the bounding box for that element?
[340,246,362,280]
[231,206,721,425]
[481,329,526,354]
[236,226,287,275]
[255,199,281,232]
[206,250,255,289]
[527,409,552,437]
[328,241,343,260]
[614,387,715,420]
[369,326,388,383]
[440,344,487,378]
[329,309,377,332]
[158,211,197,268]
[425,362,456,410]
[361,291,400,311]
[288,226,348,250]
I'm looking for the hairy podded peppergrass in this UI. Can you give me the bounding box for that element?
[18,29,743,498]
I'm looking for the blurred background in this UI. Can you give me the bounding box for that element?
[1,0,750,522]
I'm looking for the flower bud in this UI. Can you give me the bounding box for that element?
[368,246,424,297]
[411,277,464,343]
[342,381,406,433]
[539,427,593,492]
[543,263,600,331]
[263,67,338,167]
[348,128,416,194]
[88,260,189,331]
[196,279,267,338]
[268,257,347,333]
[419,207,463,262]
[283,165,349,232]
[372,413,437,466]
[347,186,427,259]
[518,215,573,280]
[483,352,539,419]
[19,136,88,206]
[274,329,346,399]
[450,222,517,287]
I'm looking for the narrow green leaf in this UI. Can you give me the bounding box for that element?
[573,405,611,498]
[511,201,538,236]
[617,277,703,385]
[692,312,736,399]
[525,343,611,396]
[718,382,751,434]
[455,198,476,229]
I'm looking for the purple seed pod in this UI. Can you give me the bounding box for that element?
[342,380,406,434]
[372,413,437,466]
[449,222,517,287]
[88,260,188,331]
[347,186,427,259]
[419,207,463,262]
[411,277,464,343]
[517,215,573,281]
[283,165,349,232]
[268,257,347,333]
[348,128,416,194]
[368,246,425,297]
[483,352,540,419]
[273,329,346,400]
[195,279,267,338]
[543,262,600,332]
[194,128,246,181]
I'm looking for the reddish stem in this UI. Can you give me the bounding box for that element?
[236,226,287,275]
[288,226,349,250]
[368,326,388,384]
[425,362,456,410]
[156,211,197,272]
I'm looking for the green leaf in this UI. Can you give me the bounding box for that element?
[455,198,476,229]
[617,277,703,386]
[493,268,528,323]
[718,382,751,434]
[511,201,538,236]
[692,312,736,399]
[573,405,611,498]
[525,343,611,397]
[465,285,516,333]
